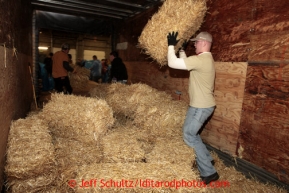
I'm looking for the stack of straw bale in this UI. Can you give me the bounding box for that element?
[138,0,207,66]
[69,65,91,90]
[35,93,115,192]
[38,93,115,144]
[5,83,288,193]
[5,116,56,193]
[94,83,188,137]
[90,83,188,131]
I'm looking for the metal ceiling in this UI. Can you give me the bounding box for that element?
[31,0,164,21]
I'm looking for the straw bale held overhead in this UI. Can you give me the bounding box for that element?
[138,0,207,66]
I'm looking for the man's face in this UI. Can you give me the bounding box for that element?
[194,40,203,54]
[63,49,69,54]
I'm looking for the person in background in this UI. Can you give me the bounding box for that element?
[166,31,219,185]
[90,55,102,83]
[101,58,110,83]
[109,51,128,84]
[52,43,75,94]
[44,52,53,77]
[68,54,73,66]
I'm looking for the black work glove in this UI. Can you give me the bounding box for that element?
[167,31,180,46]
[181,40,188,50]
[178,39,188,52]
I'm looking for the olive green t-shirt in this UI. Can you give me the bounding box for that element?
[183,52,216,108]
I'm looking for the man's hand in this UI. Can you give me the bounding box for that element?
[167,31,180,46]
[181,40,188,50]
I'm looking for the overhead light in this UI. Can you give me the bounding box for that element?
[38,46,48,50]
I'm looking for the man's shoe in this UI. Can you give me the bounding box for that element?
[192,160,215,169]
[201,172,219,185]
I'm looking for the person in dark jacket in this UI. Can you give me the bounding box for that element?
[44,52,53,77]
[109,51,128,84]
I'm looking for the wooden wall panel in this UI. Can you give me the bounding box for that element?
[249,31,289,62]
[202,62,247,155]
[0,1,33,190]
[200,0,289,62]
[238,63,289,183]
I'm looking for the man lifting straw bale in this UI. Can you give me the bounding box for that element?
[166,31,219,185]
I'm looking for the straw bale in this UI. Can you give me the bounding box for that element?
[72,162,201,193]
[107,117,156,154]
[138,0,207,66]
[39,93,115,144]
[69,65,90,90]
[89,83,110,99]
[105,83,135,117]
[146,136,195,166]
[105,83,174,118]
[134,99,188,138]
[6,171,57,193]
[54,137,103,170]
[5,116,56,179]
[54,166,79,193]
[101,126,146,163]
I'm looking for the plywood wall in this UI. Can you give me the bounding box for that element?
[202,62,247,155]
